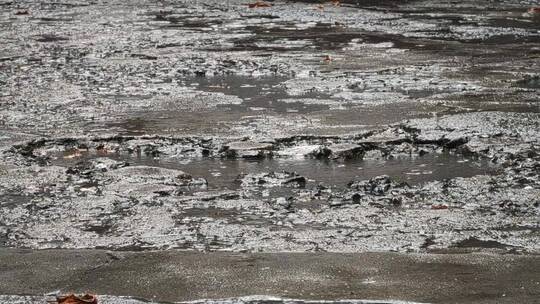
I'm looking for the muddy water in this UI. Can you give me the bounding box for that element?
[182,75,331,113]
[100,75,332,135]
[163,154,494,188]
[51,151,495,189]
[99,73,471,136]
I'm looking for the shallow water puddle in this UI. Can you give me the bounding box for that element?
[51,151,495,189]
[98,75,331,135]
[229,23,418,52]
[170,154,494,188]
[181,75,331,114]
[0,194,32,209]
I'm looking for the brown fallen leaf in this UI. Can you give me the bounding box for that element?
[57,294,98,304]
[96,146,109,156]
[431,204,449,210]
[248,1,272,8]
[331,0,340,6]
[528,7,540,15]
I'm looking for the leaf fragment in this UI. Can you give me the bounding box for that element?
[248,1,272,8]
[57,294,98,304]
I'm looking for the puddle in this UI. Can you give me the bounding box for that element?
[514,75,540,89]
[51,151,495,190]
[99,101,460,137]
[181,207,240,220]
[228,23,418,52]
[100,111,245,136]
[144,10,224,30]
[99,75,333,135]
[184,154,493,188]
[179,207,270,226]
[180,75,331,114]
[38,17,75,23]
[0,194,32,209]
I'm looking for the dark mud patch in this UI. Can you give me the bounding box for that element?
[452,237,512,250]
[37,16,75,23]
[34,34,69,43]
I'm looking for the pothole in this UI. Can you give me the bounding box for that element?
[47,148,495,191]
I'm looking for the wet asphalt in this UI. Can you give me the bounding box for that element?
[1,248,540,304]
[0,0,539,303]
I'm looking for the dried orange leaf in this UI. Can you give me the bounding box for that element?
[528,7,540,14]
[57,294,98,304]
[248,1,272,8]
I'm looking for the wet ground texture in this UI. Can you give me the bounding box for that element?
[0,0,539,303]
[1,249,539,304]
